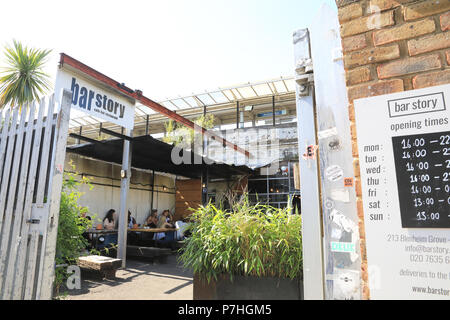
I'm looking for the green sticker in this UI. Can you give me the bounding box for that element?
[331,242,355,253]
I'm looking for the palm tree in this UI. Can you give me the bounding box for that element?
[0,40,52,109]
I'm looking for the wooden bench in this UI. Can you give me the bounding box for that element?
[126,245,172,262]
[77,255,122,279]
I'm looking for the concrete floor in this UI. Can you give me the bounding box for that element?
[63,254,193,300]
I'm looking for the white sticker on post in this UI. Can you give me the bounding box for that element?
[330,189,350,203]
[318,127,338,140]
[325,165,344,182]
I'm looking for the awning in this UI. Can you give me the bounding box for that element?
[66,135,253,179]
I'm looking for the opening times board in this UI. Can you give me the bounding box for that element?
[392,131,450,228]
[355,84,450,300]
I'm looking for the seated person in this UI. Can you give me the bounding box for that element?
[157,209,175,229]
[153,210,174,241]
[175,219,190,241]
[128,210,137,228]
[145,209,158,228]
[103,209,116,230]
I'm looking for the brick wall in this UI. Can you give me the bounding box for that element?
[335,0,450,300]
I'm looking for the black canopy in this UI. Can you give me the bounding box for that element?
[66,135,253,179]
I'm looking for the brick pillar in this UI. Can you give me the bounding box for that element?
[335,0,450,300]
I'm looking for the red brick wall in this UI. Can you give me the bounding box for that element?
[335,0,450,299]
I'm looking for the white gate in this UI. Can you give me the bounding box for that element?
[0,89,71,300]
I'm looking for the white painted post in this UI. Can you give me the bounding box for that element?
[293,28,325,300]
[117,129,132,268]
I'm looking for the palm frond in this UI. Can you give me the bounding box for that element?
[0,40,52,109]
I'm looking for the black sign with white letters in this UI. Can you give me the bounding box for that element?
[392,131,450,228]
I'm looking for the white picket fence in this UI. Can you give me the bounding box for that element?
[0,90,71,300]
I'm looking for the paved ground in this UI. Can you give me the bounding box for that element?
[63,254,193,300]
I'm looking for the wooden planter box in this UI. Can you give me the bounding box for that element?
[193,273,303,300]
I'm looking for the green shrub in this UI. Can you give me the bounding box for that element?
[179,196,302,282]
[163,114,215,147]
[54,164,93,293]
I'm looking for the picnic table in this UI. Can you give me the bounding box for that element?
[85,227,177,234]
[84,229,119,250]
[126,228,178,260]
[85,227,179,255]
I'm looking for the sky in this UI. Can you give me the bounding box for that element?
[0,0,336,101]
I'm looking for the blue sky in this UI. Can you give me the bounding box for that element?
[0,0,337,101]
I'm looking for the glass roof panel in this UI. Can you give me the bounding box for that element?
[231,88,244,99]
[222,89,236,101]
[196,94,215,105]
[161,101,178,111]
[253,83,272,96]
[172,99,191,109]
[71,117,89,126]
[184,96,201,108]
[273,81,288,93]
[209,91,229,104]
[236,86,256,99]
[134,107,146,116]
[83,117,98,125]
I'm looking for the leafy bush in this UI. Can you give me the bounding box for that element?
[179,196,302,282]
[163,114,215,147]
[54,165,93,292]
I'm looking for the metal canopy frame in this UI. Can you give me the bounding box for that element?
[67,76,296,133]
[60,53,250,158]
[157,77,295,112]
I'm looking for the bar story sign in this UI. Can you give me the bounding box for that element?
[355,84,450,300]
[55,63,135,130]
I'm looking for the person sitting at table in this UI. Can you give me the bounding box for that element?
[153,210,173,241]
[175,219,190,241]
[145,209,158,228]
[103,209,116,230]
[157,209,175,229]
[128,210,137,228]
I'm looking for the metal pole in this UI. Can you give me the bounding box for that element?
[272,96,276,126]
[117,129,132,268]
[78,126,82,144]
[150,170,155,210]
[236,101,240,129]
[145,115,149,135]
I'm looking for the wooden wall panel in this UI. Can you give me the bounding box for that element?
[174,179,202,220]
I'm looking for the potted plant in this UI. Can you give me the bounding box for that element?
[179,196,303,300]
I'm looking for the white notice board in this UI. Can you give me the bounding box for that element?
[355,84,450,300]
